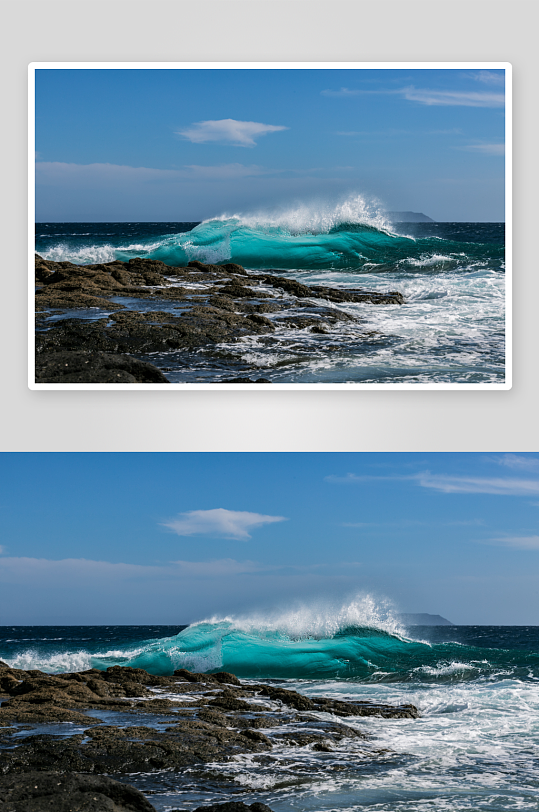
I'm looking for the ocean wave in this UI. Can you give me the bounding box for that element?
[35,196,504,277]
[6,596,533,684]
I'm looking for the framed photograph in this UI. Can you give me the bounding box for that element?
[30,63,511,389]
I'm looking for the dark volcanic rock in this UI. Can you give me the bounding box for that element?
[193,803,274,812]
[34,350,170,383]
[0,664,418,792]
[35,305,275,360]
[219,262,250,276]
[207,690,264,712]
[254,685,419,718]
[251,273,405,305]
[35,289,126,311]
[218,283,271,300]
[0,771,155,812]
[34,254,405,382]
[309,285,405,305]
[173,669,219,683]
[221,377,271,384]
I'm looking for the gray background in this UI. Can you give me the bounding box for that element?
[3,0,536,451]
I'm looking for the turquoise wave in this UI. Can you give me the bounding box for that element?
[84,620,539,683]
[106,217,503,273]
[139,218,403,271]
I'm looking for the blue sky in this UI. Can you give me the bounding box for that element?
[1,452,537,625]
[34,67,506,222]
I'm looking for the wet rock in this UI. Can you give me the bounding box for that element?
[231,715,282,730]
[211,672,243,687]
[34,255,404,382]
[218,283,272,300]
[253,273,405,305]
[307,285,404,305]
[173,669,218,684]
[192,803,274,812]
[221,377,271,384]
[207,692,261,712]
[0,674,20,693]
[239,729,272,745]
[0,770,156,812]
[34,350,170,383]
[254,686,316,712]
[197,709,230,727]
[219,262,249,275]
[0,704,102,724]
[258,275,314,298]
[310,696,420,719]
[35,306,275,360]
[0,666,417,782]
[252,685,418,718]
[35,288,126,311]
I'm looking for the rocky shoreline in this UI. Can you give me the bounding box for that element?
[34,255,405,383]
[0,661,418,810]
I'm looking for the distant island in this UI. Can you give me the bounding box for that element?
[398,613,454,626]
[385,212,435,222]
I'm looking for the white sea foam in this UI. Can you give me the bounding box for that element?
[4,646,145,673]
[406,253,454,267]
[39,241,163,266]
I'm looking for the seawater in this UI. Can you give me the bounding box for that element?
[35,200,506,384]
[2,606,537,811]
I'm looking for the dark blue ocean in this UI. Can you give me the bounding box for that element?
[35,206,506,384]
[1,616,537,811]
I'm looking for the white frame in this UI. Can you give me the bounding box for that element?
[29,62,512,391]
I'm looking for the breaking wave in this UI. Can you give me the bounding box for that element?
[36,195,504,274]
[5,596,536,683]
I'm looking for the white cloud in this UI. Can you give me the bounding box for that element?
[162,508,288,540]
[321,87,361,97]
[416,474,539,496]
[177,119,288,147]
[494,454,539,470]
[465,70,505,86]
[458,143,505,156]
[325,473,366,484]
[402,86,505,107]
[481,536,539,550]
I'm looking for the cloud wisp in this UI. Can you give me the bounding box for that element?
[464,70,505,86]
[480,536,539,551]
[327,471,539,497]
[161,508,288,540]
[0,556,265,586]
[177,119,288,147]
[494,454,539,471]
[322,86,504,108]
[35,162,280,187]
[402,87,505,107]
[457,143,505,156]
[321,87,361,98]
[416,474,539,496]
